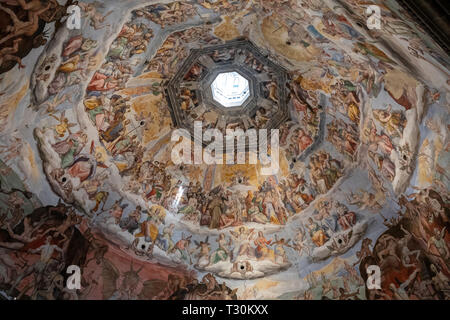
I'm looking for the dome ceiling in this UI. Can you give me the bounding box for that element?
[0,0,449,300]
[166,38,291,150]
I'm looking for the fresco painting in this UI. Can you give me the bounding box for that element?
[0,0,449,300]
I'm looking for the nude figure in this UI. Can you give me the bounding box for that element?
[41,210,81,242]
[377,234,401,263]
[0,38,24,68]
[0,1,51,45]
[78,2,112,30]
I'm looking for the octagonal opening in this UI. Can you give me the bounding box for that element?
[211,71,250,108]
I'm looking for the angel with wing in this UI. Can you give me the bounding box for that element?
[292,223,312,257]
[50,110,77,138]
[41,93,72,115]
[229,226,256,261]
[273,235,293,263]
[194,236,210,268]
[78,1,112,30]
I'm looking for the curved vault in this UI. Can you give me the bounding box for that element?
[0,0,449,300]
[166,38,291,152]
